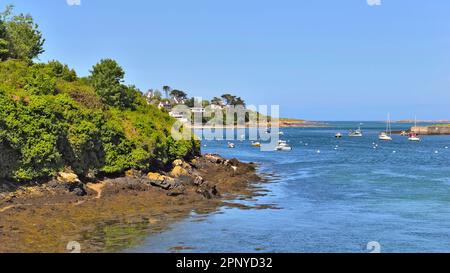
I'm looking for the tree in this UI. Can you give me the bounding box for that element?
[89,59,136,109]
[211,97,223,105]
[2,6,45,62]
[220,93,245,106]
[46,60,77,81]
[0,19,9,61]
[163,85,171,99]
[170,89,187,103]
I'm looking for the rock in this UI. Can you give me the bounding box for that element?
[170,166,190,177]
[147,172,165,182]
[196,180,220,199]
[196,184,219,199]
[149,180,171,190]
[204,154,225,164]
[57,172,80,183]
[111,177,148,191]
[47,178,87,196]
[125,169,140,178]
[172,159,184,167]
[193,175,205,186]
[147,172,178,190]
[167,185,186,197]
[227,158,240,167]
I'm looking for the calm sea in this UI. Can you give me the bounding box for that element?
[129,121,450,253]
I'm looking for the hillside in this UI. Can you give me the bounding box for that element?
[0,7,199,183]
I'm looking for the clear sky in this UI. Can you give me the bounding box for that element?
[4,0,450,120]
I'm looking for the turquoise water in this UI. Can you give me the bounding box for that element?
[131,122,450,253]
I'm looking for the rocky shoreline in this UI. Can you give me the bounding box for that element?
[0,154,266,253]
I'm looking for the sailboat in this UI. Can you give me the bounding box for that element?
[379,113,393,141]
[408,116,421,142]
[349,126,363,137]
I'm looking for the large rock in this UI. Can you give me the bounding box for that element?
[57,172,80,183]
[197,183,219,199]
[147,172,178,190]
[204,154,225,164]
[170,165,190,177]
[49,172,87,196]
[147,172,165,182]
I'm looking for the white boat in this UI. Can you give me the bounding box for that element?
[379,113,393,141]
[349,127,363,137]
[335,133,343,138]
[227,142,235,148]
[251,141,261,147]
[275,140,292,151]
[408,116,421,142]
[379,132,392,141]
[408,133,420,142]
[279,131,284,136]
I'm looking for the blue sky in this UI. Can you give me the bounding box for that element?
[5,0,450,120]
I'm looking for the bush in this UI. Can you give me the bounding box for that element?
[0,60,200,182]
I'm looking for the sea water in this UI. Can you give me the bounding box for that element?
[129,122,450,253]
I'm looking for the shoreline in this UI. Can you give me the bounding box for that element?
[0,154,267,253]
[185,121,328,129]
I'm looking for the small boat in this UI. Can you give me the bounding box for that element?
[251,141,261,147]
[379,132,392,141]
[279,131,284,136]
[408,133,421,142]
[335,133,343,138]
[408,116,421,142]
[275,140,292,151]
[265,128,271,134]
[227,142,235,148]
[379,113,393,141]
[349,127,363,137]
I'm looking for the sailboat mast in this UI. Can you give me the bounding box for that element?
[386,113,391,135]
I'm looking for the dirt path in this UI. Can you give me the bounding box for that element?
[86,182,107,199]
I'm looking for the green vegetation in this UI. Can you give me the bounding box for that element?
[0,6,199,182]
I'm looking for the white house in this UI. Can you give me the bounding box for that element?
[169,111,189,123]
[190,107,206,113]
[158,101,172,111]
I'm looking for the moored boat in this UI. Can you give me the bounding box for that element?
[408,133,421,142]
[379,113,393,141]
[349,127,363,137]
[275,140,292,151]
[251,141,261,147]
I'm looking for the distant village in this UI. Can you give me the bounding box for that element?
[144,86,247,124]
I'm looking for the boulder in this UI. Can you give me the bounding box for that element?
[147,172,178,190]
[57,172,80,183]
[204,154,225,164]
[167,185,186,197]
[170,165,190,177]
[197,184,219,199]
[193,175,205,186]
[147,172,165,182]
[172,159,184,167]
[49,171,87,196]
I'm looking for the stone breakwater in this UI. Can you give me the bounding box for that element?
[411,126,450,135]
[0,154,264,253]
